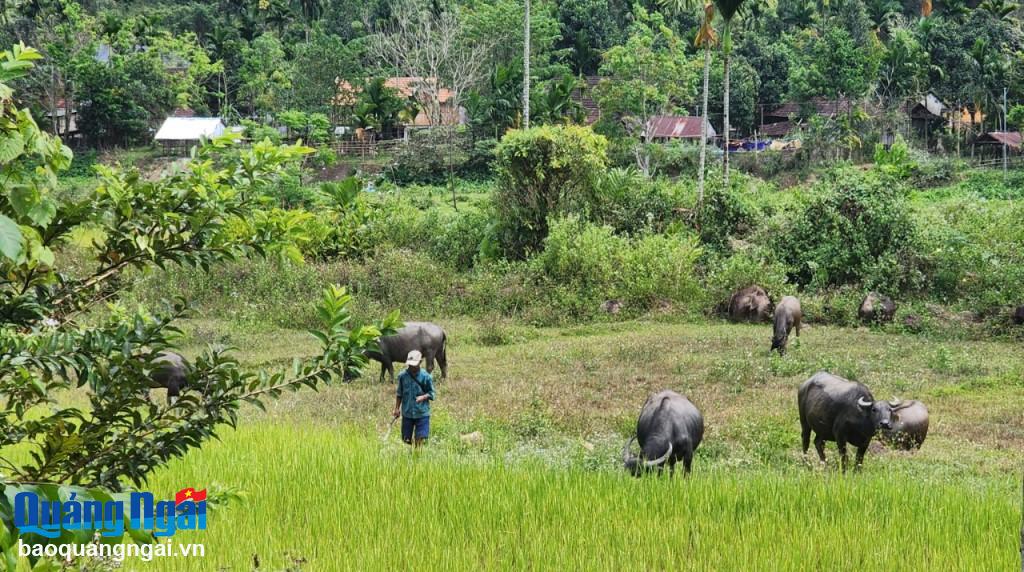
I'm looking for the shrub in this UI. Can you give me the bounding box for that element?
[583,168,688,235]
[533,217,702,313]
[915,198,1024,313]
[699,173,762,251]
[493,125,608,257]
[775,168,921,292]
[390,128,472,184]
[425,209,490,270]
[702,249,791,313]
[873,135,913,179]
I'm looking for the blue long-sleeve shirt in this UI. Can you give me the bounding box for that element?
[396,368,435,419]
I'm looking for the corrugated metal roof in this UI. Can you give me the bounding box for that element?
[978,131,1022,150]
[154,117,225,141]
[646,116,715,139]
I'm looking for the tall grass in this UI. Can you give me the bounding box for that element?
[138,424,1021,571]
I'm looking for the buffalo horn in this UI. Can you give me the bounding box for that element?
[643,442,674,467]
[622,436,636,464]
[857,397,872,407]
[889,397,902,407]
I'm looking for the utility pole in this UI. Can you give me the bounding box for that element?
[1003,86,1008,177]
[523,0,530,129]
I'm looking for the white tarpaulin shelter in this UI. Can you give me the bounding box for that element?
[154,117,225,143]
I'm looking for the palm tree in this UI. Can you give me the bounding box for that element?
[714,0,748,189]
[979,0,1019,20]
[695,3,718,212]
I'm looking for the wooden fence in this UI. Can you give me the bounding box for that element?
[330,139,404,158]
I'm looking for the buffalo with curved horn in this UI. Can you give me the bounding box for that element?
[798,371,895,471]
[623,390,704,476]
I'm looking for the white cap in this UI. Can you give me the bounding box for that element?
[405,350,422,366]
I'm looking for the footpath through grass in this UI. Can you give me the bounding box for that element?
[137,424,1020,571]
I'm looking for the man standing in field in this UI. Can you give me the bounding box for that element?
[393,350,435,446]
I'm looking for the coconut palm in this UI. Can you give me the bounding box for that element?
[979,0,1019,20]
[714,0,748,189]
[695,3,718,211]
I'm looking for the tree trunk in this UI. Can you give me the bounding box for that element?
[723,43,731,189]
[698,44,711,213]
[523,0,530,129]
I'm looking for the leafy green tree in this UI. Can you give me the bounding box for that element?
[556,0,629,74]
[0,47,398,569]
[788,26,882,103]
[1008,104,1024,131]
[492,125,608,257]
[238,33,293,116]
[290,28,365,118]
[876,26,930,106]
[75,43,178,146]
[595,5,697,174]
[708,52,760,135]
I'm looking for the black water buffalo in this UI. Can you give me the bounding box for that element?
[771,296,802,355]
[1012,305,1024,325]
[859,292,896,324]
[879,400,929,450]
[148,351,188,403]
[622,390,704,476]
[798,372,895,471]
[368,322,448,383]
[729,285,773,323]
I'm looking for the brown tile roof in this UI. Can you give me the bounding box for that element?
[758,120,797,137]
[765,98,855,119]
[572,76,602,125]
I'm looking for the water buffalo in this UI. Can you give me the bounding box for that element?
[771,296,802,355]
[368,322,448,384]
[1012,305,1024,325]
[859,292,896,324]
[798,371,895,471]
[148,351,188,403]
[879,400,929,450]
[622,390,704,476]
[729,285,773,323]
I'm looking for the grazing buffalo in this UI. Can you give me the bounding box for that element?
[879,400,929,450]
[771,296,802,355]
[622,390,704,476]
[729,285,773,323]
[1012,305,1024,325]
[798,372,895,471]
[148,351,188,403]
[859,292,896,324]
[368,322,448,384]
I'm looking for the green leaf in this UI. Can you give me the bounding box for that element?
[0,132,25,163]
[0,215,23,261]
[26,198,56,227]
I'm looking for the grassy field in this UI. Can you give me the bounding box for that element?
[125,318,1023,570]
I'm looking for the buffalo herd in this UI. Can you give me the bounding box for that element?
[623,285,932,476]
[144,285,947,476]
